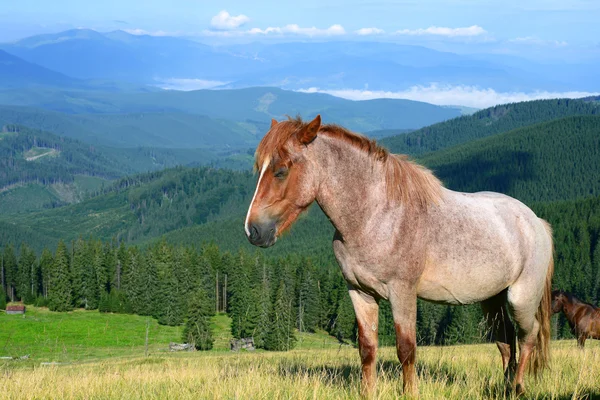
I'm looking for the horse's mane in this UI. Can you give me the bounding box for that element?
[255,116,443,210]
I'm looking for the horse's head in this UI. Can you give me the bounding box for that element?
[551,290,566,314]
[244,115,322,247]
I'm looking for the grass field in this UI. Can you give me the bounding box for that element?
[1,308,599,399]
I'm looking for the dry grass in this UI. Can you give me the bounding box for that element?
[1,340,598,399]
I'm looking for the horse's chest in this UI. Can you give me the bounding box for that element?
[332,237,392,298]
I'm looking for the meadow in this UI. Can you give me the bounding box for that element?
[1,308,599,399]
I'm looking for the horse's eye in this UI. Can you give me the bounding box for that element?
[274,168,288,179]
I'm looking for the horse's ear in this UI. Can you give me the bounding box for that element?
[298,115,321,145]
[271,119,278,129]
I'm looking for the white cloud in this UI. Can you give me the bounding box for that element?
[204,24,346,37]
[355,27,385,36]
[210,10,250,30]
[250,24,345,36]
[157,78,228,91]
[395,25,487,37]
[123,29,171,36]
[298,84,599,108]
[510,36,568,47]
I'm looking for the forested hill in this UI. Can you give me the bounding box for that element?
[420,115,600,202]
[381,98,600,157]
[2,113,599,258]
[0,124,221,213]
[0,124,130,189]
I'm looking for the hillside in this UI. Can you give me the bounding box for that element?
[0,88,460,156]
[381,98,600,157]
[2,114,599,256]
[0,125,218,213]
[0,87,461,135]
[420,115,600,202]
[0,105,263,149]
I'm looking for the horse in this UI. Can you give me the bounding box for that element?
[244,115,554,396]
[552,290,600,347]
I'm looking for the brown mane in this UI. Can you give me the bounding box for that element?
[255,116,443,209]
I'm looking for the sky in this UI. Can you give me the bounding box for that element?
[1,0,600,52]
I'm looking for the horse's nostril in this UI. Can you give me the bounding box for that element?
[250,225,260,241]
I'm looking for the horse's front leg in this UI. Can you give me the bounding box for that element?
[390,284,419,397]
[348,288,379,397]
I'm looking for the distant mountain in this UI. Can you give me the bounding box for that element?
[0,87,461,148]
[0,49,80,89]
[1,29,261,84]
[381,98,600,157]
[2,30,591,92]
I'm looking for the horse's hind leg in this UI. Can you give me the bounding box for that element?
[481,291,516,388]
[507,285,542,395]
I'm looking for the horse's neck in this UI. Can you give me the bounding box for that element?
[311,135,394,241]
[562,297,579,319]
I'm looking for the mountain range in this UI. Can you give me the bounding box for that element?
[3,29,599,92]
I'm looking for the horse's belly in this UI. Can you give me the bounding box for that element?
[417,262,515,305]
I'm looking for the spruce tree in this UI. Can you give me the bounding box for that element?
[70,238,86,308]
[80,240,99,309]
[332,291,356,343]
[265,280,297,351]
[48,240,73,312]
[3,244,17,302]
[154,241,184,326]
[229,250,259,338]
[183,288,214,350]
[17,244,36,303]
[254,264,272,349]
[0,286,6,310]
[38,248,53,299]
[296,260,320,333]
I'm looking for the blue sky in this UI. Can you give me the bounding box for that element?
[2,0,599,50]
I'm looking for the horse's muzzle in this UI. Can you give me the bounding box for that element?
[247,221,277,248]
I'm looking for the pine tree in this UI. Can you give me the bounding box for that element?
[183,288,214,350]
[47,240,73,312]
[264,280,297,351]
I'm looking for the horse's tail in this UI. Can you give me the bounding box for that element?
[529,219,554,376]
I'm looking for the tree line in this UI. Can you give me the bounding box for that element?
[0,237,502,350]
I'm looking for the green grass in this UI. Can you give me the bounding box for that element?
[1,308,599,398]
[0,307,182,364]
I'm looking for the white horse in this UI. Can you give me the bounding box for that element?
[245,115,554,396]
